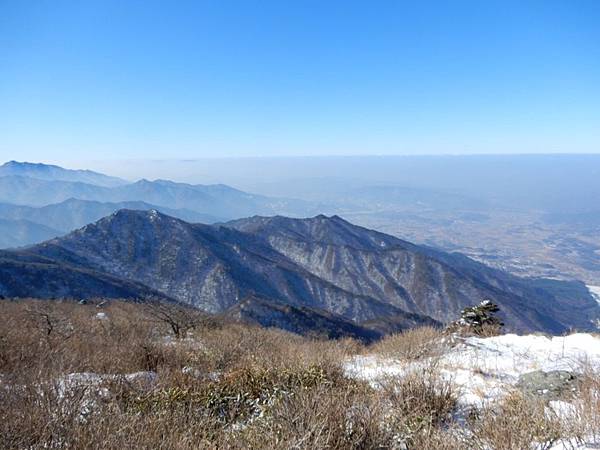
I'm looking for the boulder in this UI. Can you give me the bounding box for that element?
[516,370,580,401]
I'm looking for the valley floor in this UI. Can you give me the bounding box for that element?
[346,209,600,285]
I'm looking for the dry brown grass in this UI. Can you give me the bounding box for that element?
[469,391,565,450]
[0,301,301,447]
[0,299,460,449]
[369,325,445,361]
[562,364,600,444]
[1,299,599,449]
[377,365,459,448]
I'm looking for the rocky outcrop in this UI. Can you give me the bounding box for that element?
[516,370,580,401]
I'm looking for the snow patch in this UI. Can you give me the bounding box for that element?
[52,371,158,421]
[547,436,600,450]
[587,285,600,306]
[346,333,600,448]
[345,333,600,409]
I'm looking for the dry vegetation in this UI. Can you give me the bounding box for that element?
[0,299,598,449]
[370,325,445,361]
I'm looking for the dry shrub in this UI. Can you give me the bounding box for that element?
[0,299,460,449]
[238,363,461,450]
[579,367,600,430]
[370,326,445,361]
[239,381,385,449]
[195,323,359,373]
[1,380,226,449]
[0,299,160,378]
[565,365,600,442]
[130,364,346,425]
[3,299,597,449]
[378,365,458,446]
[0,299,364,449]
[470,391,565,450]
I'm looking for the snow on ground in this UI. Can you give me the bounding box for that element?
[345,333,600,448]
[547,436,600,450]
[94,312,108,320]
[54,371,158,420]
[588,285,600,306]
[346,333,600,408]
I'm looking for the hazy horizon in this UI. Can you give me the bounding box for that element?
[4,152,600,185]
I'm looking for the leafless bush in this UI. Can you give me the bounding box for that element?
[370,326,445,361]
[144,300,208,339]
[1,299,598,449]
[470,391,565,450]
[562,364,600,443]
[238,381,386,449]
[378,365,458,446]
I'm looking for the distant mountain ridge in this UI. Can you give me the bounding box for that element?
[0,198,221,235]
[1,209,598,336]
[0,174,313,217]
[0,161,128,187]
[0,219,62,249]
[0,162,320,248]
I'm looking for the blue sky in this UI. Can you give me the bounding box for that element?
[1,0,599,161]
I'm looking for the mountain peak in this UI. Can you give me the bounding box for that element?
[2,161,57,170]
[134,178,153,184]
[108,208,169,222]
[65,208,190,250]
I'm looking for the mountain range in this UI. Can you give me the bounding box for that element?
[0,199,222,247]
[0,175,310,216]
[0,160,128,187]
[0,218,61,249]
[0,161,319,248]
[1,209,598,337]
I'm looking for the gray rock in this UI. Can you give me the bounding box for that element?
[516,370,580,401]
[124,371,158,390]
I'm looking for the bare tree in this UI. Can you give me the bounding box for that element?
[144,300,207,339]
[24,301,74,343]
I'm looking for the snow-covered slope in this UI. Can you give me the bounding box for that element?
[346,333,600,408]
[346,333,600,449]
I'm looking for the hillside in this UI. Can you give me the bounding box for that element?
[225,215,600,332]
[2,299,599,449]
[1,210,598,335]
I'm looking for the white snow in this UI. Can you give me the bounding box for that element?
[547,436,600,450]
[57,371,157,397]
[55,371,157,420]
[587,285,600,306]
[547,400,578,422]
[345,333,600,448]
[346,333,600,408]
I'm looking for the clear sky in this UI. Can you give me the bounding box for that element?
[1,0,599,161]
